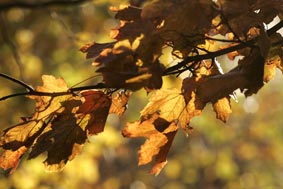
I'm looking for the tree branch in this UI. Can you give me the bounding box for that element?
[0,73,34,91]
[0,80,107,101]
[0,0,90,11]
[163,20,283,76]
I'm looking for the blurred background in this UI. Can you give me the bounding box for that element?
[0,0,283,189]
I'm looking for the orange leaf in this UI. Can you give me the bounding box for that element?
[0,146,28,174]
[109,91,132,116]
[149,131,177,176]
[122,113,178,175]
[212,97,232,123]
[264,56,281,82]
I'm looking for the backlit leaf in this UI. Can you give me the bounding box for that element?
[109,91,132,116]
[122,112,178,175]
[213,97,232,123]
[77,91,111,135]
[0,146,28,174]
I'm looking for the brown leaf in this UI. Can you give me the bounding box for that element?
[1,75,74,150]
[29,109,87,172]
[111,5,142,21]
[80,42,115,59]
[149,131,177,176]
[196,49,265,102]
[0,75,84,173]
[213,97,232,123]
[145,61,165,92]
[29,75,74,118]
[0,146,28,174]
[182,77,206,124]
[78,91,111,135]
[109,91,132,116]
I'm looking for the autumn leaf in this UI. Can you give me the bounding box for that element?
[112,5,142,21]
[122,87,205,175]
[141,89,189,130]
[0,119,46,151]
[122,112,178,175]
[0,75,112,173]
[80,42,115,59]
[213,97,232,123]
[28,112,87,172]
[0,146,28,174]
[77,91,111,135]
[149,131,177,176]
[0,75,72,150]
[264,56,278,82]
[109,91,132,116]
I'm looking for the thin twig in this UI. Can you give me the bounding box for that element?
[163,20,283,75]
[163,39,255,75]
[0,82,107,101]
[0,73,34,91]
[205,36,240,43]
[0,92,30,101]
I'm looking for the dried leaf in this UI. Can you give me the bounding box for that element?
[111,5,142,21]
[0,75,73,151]
[0,120,46,150]
[0,146,28,174]
[80,42,115,59]
[78,91,111,135]
[149,131,177,176]
[141,89,189,130]
[196,49,265,101]
[29,112,87,172]
[122,113,178,175]
[109,91,132,116]
[213,97,232,123]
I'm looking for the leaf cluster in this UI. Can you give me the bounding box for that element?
[1,0,283,175]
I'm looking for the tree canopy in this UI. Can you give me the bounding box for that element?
[0,0,283,178]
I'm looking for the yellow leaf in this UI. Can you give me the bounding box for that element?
[213,97,232,123]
